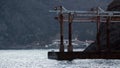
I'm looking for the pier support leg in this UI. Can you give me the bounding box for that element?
[106,17,111,52]
[96,16,101,52]
[97,16,101,52]
[59,14,64,52]
[68,13,73,52]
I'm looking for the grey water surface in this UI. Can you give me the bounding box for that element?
[0,49,120,68]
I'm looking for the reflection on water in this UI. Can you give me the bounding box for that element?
[0,49,120,68]
[55,59,120,68]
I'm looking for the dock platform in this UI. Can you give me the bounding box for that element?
[48,51,120,60]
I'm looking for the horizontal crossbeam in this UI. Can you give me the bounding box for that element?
[49,6,120,17]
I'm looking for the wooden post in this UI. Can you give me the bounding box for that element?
[96,16,101,52]
[106,17,111,52]
[59,6,64,52]
[68,13,73,52]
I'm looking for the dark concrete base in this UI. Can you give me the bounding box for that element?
[48,51,120,60]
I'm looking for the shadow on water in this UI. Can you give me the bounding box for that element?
[56,60,76,68]
[58,60,74,65]
[93,59,120,66]
[55,59,120,68]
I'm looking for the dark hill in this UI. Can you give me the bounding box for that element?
[0,0,112,49]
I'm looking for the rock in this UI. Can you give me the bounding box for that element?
[107,0,120,11]
[84,0,120,51]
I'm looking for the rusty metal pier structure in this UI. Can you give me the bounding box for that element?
[48,6,120,60]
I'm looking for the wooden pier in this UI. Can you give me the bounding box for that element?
[48,6,120,60]
[48,51,120,60]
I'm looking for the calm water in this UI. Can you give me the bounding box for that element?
[0,49,120,68]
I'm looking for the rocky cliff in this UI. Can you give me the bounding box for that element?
[84,0,120,51]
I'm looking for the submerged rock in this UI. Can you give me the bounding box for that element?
[84,0,120,51]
